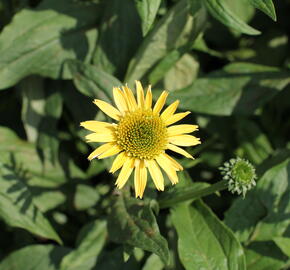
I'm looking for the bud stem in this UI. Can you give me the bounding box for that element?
[158,180,228,209]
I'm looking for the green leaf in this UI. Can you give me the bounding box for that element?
[135,0,161,36]
[74,184,100,211]
[248,0,276,21]
[66,60,121,100]
[0,0,98,90]
[142,254,164,270]
[171,201,246,270]
[108,194,169,265]
[60,220,107,270]
[0,162,62,244]
[203,0,260,35]
[125,0,206,84]
[0,244,70,270]
[273,237,290,257]
[166,62,290,116]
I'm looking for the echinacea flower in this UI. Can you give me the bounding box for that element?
[81,81,200,198]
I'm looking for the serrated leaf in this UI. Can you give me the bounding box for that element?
[0,161,62,244]
[165,62,290,116]
[108,194,169,265]
[60,220,107,270]
[135,0,161,36]
[248,0,276,21]
[203,0,260,35]
[0,244,70,270]
[125,0,206,84]
[0,0,98,90]
[66,60,121,100]
[171,201,246,270]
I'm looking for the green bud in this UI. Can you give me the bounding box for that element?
[219,157,256,197]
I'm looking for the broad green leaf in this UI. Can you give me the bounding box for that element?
[66,60,121,100]
[248,0,276,21]
[60,220,107,270]
[0,161,62,244]
[171,201,246,270]
[245,241,288,270]
[203,0,260,35]
[225,151,290,243]
[93,0,142,77]
[135,0,162,36]
[142,254,164,270]
[74,184,100,211]
[165,62,290,116]
[0,244,70,270]
[108,194,169,265]
[125,0,206,84]
[273,237,290,257]
[0,0,98,90]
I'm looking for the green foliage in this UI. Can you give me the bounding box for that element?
[0,0,289,269]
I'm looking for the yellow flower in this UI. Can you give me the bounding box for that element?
[81,81,201,198]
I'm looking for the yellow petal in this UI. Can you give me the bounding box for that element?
[135,81,145,109]
[168,124,199,136]
[93,99,121,121]
[88,143,113,160]
[80,121,114,133]
[85,132,115,142]
[169,135,201,147]
[113,87,128,114]
[98,144,121,159]
[155,154,179,184]
[110,152,127,173]
[153,91,168,114]
[165,111,191,126]
[134,160,147,198]
[160,100,179,120]
[167,143,194,159]
[115,157,134,189]
[162,153,183,171]
[122,85,137,111]
[146,160,164,191]
[145,85,152,110]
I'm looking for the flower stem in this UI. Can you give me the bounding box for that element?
[158,180,228,209]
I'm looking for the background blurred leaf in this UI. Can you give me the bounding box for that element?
[171,200,246,270]
[60,220,107,270]
[135,0,161,36]
[248,0,276,21]
[165,62,290,116]
[74,184,100,211]
[108,194,169,265]
[0,161,62,244]
[125,0,206,85]
[0,244,70,270]
[0,0,98,90]
[273,237,290,257]
[203,0,260,35]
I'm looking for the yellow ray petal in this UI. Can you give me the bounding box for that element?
[168,124,199,136]
[169,135,201,147]
[155,154,179,184]
[153,91,168,114]
[122,85,137,111]
[165,111,191,126]
[98,144,121,159]
[88,143,113,161]
[146,160,164,191]
[113,87,128,114]
[80,121,114,133]
[145,85,152,110]
[85,132,115,142]
[110,152,127,173]
[163,153,183,171]
[115,157,134,189]
[167,143,194,159]
[134,160,147,198]
[160,100,179,120]
[135,81,145,109]
[93,99,121,121]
